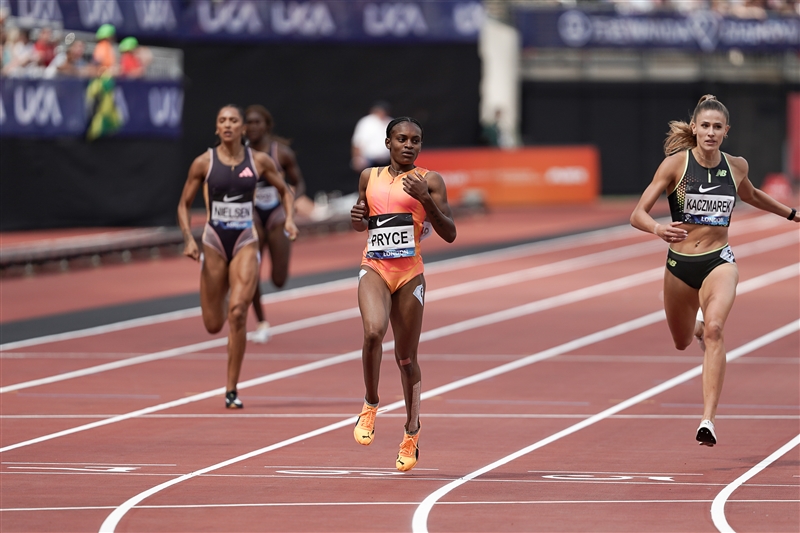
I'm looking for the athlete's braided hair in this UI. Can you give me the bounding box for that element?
[245,104,273,131]
[663,95,730,156]
[386,116,424,140]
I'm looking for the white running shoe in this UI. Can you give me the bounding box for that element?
[251,321,271,344]
[696,419,717,446]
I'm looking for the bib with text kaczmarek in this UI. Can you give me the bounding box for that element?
[366,213,415,259]
[683,182,735,226]
[211,200,253,230]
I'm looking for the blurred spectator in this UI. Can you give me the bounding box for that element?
[351,101,392,171]
[33,27,56,67]
[2,27,37,76]
[92,23,117,75]
[45,38,96,78]
[119,36,151,78]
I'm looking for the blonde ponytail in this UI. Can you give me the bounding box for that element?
[663,94,730,157]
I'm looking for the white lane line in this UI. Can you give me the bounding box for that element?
[7,498,800,513]
[410,320,800,533]
[1,212,779,353]
[3,413,798,420]
[711,434,800,533]
[0,233,669,394]
[0,263,671,452]
[96,266,797,533]
[6,227,794,396]
[0,254,800,453]
[0,222,646,352]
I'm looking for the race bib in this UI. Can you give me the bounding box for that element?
[211,201,253,230]
[366,213,415,259]
[719,245,735,263]
[254,184,280,210]
[683,193,735,226]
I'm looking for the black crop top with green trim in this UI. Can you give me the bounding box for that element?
[668,150,737,227]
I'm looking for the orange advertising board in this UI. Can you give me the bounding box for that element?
[415,145,600,206]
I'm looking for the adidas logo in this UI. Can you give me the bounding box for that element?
[239,167,254,178]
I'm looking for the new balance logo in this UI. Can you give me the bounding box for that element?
[716,170,727,177]
[239,167,254,178]
[78,0,123,27]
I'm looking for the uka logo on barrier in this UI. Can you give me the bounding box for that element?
[14,84,63,127]
[364,2,428,37]
[135,0,178,31]
[197,0,263,34]
[78,0,123,27]
[149,87,182,128]
[271,1,335,36]
[16,0,63,23]
[453,1,484,36]
[113,86,129,126]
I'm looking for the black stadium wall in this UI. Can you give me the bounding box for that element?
[179,43,482,199]
[0,43,481,231]
[521,81,797,196]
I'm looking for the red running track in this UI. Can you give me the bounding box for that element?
[0,206,798,533]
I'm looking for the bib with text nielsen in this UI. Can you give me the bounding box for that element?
[366,213,415,259]
[211,201,253,230]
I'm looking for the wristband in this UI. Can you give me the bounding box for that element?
[789,208,797,221]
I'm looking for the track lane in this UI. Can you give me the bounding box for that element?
[1,213,792,525]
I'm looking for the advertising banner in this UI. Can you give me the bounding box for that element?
[0,77,183,138]
[415,146,600,206]
[515,8,800,52]
[5,0,484,42]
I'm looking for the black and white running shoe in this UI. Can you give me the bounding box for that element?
[225,390,243,409]
[696,420,717,446]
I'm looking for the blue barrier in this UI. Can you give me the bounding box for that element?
[5,0,485,42]
[514,8,800,52]
[0,78,183,138]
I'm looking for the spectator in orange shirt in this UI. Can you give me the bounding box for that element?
[92,23,117,75]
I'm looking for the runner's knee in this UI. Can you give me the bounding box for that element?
[203,315,225,334]
[704,319,724,343]
[227,302,248,328]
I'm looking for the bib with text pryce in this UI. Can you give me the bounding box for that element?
[211,201,253,230]
[366,213,415,259]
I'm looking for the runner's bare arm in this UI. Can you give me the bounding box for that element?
[177,153,209,261]
[404,170,456,243]
[350,168,371,232]
[630,153,687,242]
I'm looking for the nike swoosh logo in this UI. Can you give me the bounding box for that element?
[376,216,398,227]
[698,185,720,193]
[223,194,244,202]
